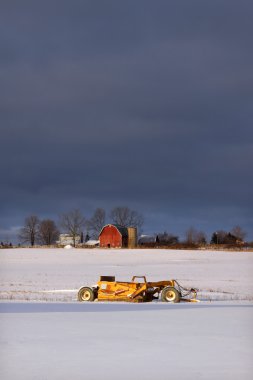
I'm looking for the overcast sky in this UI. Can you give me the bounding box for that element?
[0,0,252,242]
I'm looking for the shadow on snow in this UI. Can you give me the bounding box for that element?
[0,302,252,314]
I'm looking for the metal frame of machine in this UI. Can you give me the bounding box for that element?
[78,276,198,303]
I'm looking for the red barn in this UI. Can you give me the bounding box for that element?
[99,224,128,248]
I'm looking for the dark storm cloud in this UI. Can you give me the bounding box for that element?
[0,0,253,241]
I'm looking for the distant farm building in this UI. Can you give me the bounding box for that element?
[85,240,99,247]
[138,235,156,245]
[58,234,81,246]
[99,224,137,248]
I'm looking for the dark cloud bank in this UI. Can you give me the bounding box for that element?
[0,0,253,241]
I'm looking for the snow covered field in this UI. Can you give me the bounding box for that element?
[1,248,253,301]
[0,248,253,379]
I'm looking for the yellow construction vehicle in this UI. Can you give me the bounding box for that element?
[78,276,199,303]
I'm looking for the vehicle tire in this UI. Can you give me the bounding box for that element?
[78,287,95,302]
[161,286,181,303]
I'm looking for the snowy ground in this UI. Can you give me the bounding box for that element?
[0,248,253,379]
[0,248,253,301]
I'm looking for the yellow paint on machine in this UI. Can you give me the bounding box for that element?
[78,275,199,303]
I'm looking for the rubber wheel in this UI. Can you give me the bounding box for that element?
[161,286,181,303]
[78,287,95,302]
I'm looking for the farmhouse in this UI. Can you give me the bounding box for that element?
[57,234,80,246]
[99,224,137,248]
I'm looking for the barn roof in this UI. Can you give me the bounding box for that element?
[99,224,128,238]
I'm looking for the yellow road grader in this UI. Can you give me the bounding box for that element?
[78,276,198,303]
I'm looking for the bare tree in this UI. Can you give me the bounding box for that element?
[59,209,85,247]
[19,215,40,246]
[231,226,246,241]
[39,219,59,245]
[195,231,207,244]
[87,208,106,239]
[185,227,207,245]
[110,206,144,230]
[185,227,196,244]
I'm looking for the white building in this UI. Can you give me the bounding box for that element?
[57,234,81,246]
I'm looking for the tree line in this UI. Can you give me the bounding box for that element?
[153,225,247,247]
[18,207,144,247]
[15,206,249,248]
